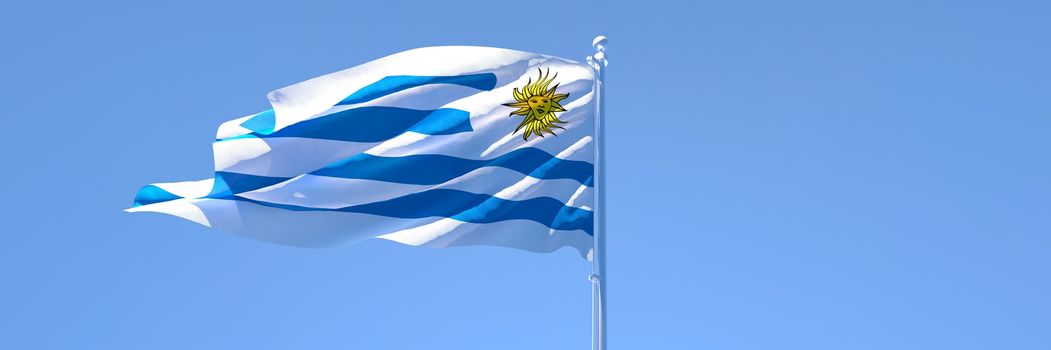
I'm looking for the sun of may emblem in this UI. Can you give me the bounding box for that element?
[503,68,570,140]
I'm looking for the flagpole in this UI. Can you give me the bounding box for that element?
[587,35,609,350]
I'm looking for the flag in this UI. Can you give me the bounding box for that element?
[128,46,597,259]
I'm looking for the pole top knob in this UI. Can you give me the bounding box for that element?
[592,35,608,52]
[587,35,609,70]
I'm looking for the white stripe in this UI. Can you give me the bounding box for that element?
[126,198,211,227]
[213,137,373,177]
[215,113,258,140]
[130,197,444,247]
[266,46,575,129]
[127,197,590,258]
[378,218,592,259]
[151,178,214,199]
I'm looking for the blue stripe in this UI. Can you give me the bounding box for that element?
[228,189,593,235]
[144,148,591,208]
[217,107,472,142]
[138,148,592,209]
[131,185,181,207]
[223,73,495,141]
[337,73,497,106]
[209,172,289,197]
[312,147,594,186]
[130,173,289,207]
[238,109,276,135]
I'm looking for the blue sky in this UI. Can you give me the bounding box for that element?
[2,0,1049,349]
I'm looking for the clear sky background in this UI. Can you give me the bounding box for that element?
[2,1,1049,349]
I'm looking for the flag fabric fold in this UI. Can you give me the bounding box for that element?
[129,46,596,259]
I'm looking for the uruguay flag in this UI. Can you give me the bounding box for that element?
[128,46,597,259]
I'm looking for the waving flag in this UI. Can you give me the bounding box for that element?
[128,46,597,259]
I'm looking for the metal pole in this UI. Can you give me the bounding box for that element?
[587,35,609,350]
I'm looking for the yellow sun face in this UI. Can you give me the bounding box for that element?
[527,96,553,116]
[503,68,570,141]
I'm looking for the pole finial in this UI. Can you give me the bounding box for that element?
[587,35,609,71]
[592,35,607,51]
